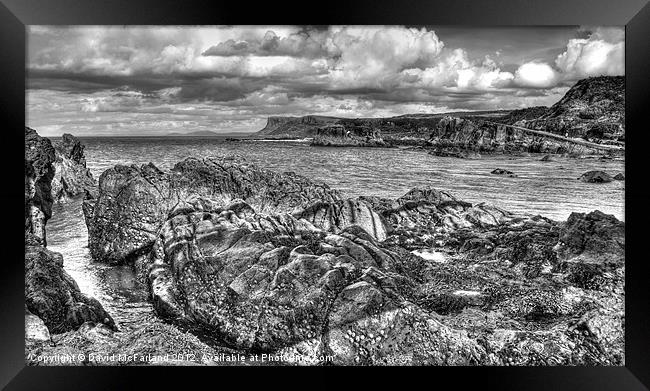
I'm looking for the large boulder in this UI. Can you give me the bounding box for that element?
[84,162,174,264]
[491,168,516,177]
[25,127,56,245]
[51,133,96,201]
[144,198,414,352]
[83,156,375,264]
[142,196,502,365]
[25,307,51,343]
[578,170,613,183]
[555,210,624,263]
[25,244,116,334]
[553,211,625,290]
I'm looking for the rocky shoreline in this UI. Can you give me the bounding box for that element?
[25,127,625,366]
[25,128,229,366]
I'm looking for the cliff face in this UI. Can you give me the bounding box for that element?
[255,114,454,141]
[25,127,56,245]
[256,115,341,138]
[518,76,625,141]
[426,116,596,157]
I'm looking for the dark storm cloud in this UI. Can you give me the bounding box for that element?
[173,77,267,102]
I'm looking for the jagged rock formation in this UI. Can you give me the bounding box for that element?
[51,133,96,201]
[311,124,391,147]
[24,128,116,342]
[84,157,625,365]
[256,115,340,138]
[518,76,625,142]
[83,156,389,265]
[25,127,56,245]
[426,116,594,156]
[25,245,116,333]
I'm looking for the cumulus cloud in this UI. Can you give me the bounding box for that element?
[400,49,514,91]
[514,62,558,88]
[555,27,624,80]
[325,26,444,89]
[28,26,204,76]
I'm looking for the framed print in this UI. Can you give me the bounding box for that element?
[1,0,649,389]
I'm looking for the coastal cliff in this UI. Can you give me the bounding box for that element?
[256,115,341,138]
[425,116,601,158]
[520,76,625,141]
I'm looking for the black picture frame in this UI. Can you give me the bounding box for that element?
[1,0,649,389]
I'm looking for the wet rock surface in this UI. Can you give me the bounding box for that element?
[579,170,613,183]
[82,156,625,365]
[25,244,117,334]
[491,168,517,177]
[82,156,389,264]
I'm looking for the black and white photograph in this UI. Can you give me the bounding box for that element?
[24,25,626,366]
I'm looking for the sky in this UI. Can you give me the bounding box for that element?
[26,25,625,137]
